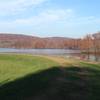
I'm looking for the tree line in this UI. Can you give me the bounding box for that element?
[78,32,100,61]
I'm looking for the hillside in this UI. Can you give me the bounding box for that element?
[0,34,77,49]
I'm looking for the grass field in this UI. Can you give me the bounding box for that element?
[0,54,100,100]
[0,54,59,85]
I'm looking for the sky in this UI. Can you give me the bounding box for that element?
[0,0,100,38]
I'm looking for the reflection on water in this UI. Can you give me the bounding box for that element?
[68,53,100,62]
[0,48,100,62]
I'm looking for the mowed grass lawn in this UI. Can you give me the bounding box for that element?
[0,54,100,100]
[0,54,59,85]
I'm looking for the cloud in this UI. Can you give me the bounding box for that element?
[0,7,100,29]
[15,9,73,24]
[0,6,100,36]
[0,9,73,26]
[68,16,100,26]
[0,0,47,15]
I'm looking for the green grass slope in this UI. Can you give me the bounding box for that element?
[0,54,100,100]
[0,54,59,85]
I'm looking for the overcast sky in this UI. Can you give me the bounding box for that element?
[0,0,100,38]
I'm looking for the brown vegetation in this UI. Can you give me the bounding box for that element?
[0,34,79,49]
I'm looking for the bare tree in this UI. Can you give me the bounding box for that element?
[92,32,100,61]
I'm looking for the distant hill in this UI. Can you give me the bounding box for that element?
[0,33,78,49]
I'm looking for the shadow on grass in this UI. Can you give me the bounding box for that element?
[0,66,100,100]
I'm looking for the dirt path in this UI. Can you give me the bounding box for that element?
[36,55,72,66]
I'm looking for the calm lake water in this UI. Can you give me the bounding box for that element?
[0,48,81,54]
[0,48,100,62]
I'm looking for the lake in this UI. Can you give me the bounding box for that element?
[0,48,81,55]
[0,48,99,61]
